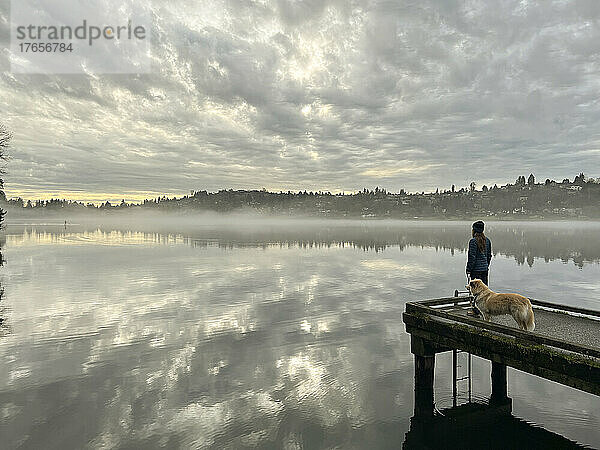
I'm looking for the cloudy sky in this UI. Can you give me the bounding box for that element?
[1,0,600,202]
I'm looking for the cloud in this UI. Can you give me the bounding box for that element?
[2,0,600,201]
[361,162,444,179]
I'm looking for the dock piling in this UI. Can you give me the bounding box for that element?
[414,353,435,418]
[411,335,436,418]
[490,361,508,405]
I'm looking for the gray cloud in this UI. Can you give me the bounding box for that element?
[1,0,600,201]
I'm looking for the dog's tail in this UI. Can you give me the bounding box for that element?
[524,304,535,332]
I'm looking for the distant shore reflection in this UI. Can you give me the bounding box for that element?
[5,220,600,268]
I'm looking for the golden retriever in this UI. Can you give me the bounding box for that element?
[467,279,535,331]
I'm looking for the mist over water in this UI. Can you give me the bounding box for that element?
[0,217,598,448]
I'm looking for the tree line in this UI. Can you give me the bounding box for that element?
[2,172,600,218]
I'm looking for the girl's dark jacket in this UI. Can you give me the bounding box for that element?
[466,237,492,273]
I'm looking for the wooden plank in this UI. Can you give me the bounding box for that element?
[405,302,600,359]
[415,297,471,307]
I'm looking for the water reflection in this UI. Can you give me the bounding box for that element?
[404,400,586,449]
[0,221,597,448]
[6,220,600,267]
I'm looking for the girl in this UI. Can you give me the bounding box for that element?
[466,221,492,316]
[466,220,492,284]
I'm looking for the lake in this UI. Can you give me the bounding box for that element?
[0,218,598,448]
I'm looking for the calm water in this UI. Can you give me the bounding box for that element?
[0,219,598,449]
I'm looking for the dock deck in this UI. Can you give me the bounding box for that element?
[403,296,600,418]
[476,307,596,347]
[437,300,600,351]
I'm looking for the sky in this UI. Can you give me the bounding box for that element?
[1,0,600,203]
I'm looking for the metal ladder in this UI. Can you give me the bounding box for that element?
[452,349,472,407]
[452,287,472,407]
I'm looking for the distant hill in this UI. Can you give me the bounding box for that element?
[2,173,600,219]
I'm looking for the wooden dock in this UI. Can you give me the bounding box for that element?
[402,296,600,418]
